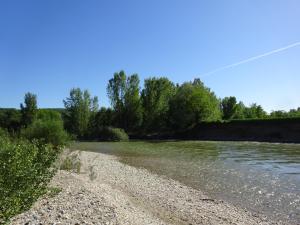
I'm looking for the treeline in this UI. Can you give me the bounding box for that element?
[0,93,68,145]
[61,71,300,139]
[1,70,300,140]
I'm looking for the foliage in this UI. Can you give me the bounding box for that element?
[0,109,21,133]
[96,127,129,141]
[21,110,69,146]
[0,128,9,138]
[107,71,142,131]
[270,108,300,118]
[141,77,175,132]
[169,79,221,130]
[0,137,60,224]
[220,97,268,120]
[20,92,37,127]
[46,187,62,198]
[95,107,114,127]
[59,153,81,173]
[63,88,98,138]
[243,103,267,119]
[221,96,238,120]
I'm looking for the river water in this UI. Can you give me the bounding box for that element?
[73,141,300,224]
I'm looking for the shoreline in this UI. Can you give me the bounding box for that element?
[11,150,281,225]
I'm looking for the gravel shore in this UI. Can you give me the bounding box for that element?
[11,150,281,225]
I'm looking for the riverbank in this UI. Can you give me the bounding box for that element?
[11,150,280,225]
[131,118,300,143]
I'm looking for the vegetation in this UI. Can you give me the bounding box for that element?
[0,97,66,224]
[96,127,129,142]
[0,71,299,223]
[63,88,99,139]
[0,136,60,224]
[59,152,81,173]
[107,71,143,132]
[169,79,221,130]
[20,92,38,127]
[141,77,175,132]
[21,110,69,146]
[1,71,300,141]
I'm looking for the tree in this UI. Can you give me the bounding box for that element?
[0,109,21,132]
[169,79,221,130]
[95,107,114,127]
[221,96,237,120]
[141,77,175,132]
[21,110,68,146]
[124,74,143,131]
[232,101,246,119]
[244,103,266,119]
[107,71,126,128]
[20,92,37,127]
[63,88,98,138]
[288,107,300,117]
[270,110,288,118]
[107,71,142,131]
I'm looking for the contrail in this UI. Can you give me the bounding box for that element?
[200,41,300,78]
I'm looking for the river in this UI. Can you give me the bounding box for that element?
[72,141,300,224]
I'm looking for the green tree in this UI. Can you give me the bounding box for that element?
[270,110,288,118]
[96,107,114,127]
[21,110,68,146]
[63,88,98,138]
[20,92,37,127]
[169,79,221,130]
[244,103,266,119]
[124,74,143,131]
[221,96,238,120]
[107,71,126,128]
[288,107,300,117]
[232,101,246,119]
[0,109,21,132]
[141,77,175,132]
[107,71,142,131]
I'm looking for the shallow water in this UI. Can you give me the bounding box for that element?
[72,141,300,224]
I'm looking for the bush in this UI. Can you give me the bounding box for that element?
[0,128,9,138]
[21,120,69,146]
[97,127,129,141]
[59,152,81,173]
[0,136,60,223]
[21,110,69,146]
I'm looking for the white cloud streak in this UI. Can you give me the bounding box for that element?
[200,41,300,78]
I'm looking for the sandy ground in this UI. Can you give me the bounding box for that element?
[11,150,281,225]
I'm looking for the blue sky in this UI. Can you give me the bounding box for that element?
[0,0,299,112]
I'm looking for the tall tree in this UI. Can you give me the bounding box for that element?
[232,101,246,119]
[0,109,21,132]
[107,71,142,131]
[169,79,221,130]
[63,88,98,138]
[244,103,266,119]
[141,77,175,132]
[124,74,143,131]
[20,92,37,127]
[107,71,126,128]
[221,96,237,120]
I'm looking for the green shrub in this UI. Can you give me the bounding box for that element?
[60,153,81,173]
[0,136,60,224]
[22,119,68,146]
[0,128,9,138]
[97,127,129,141]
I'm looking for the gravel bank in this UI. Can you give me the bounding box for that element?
[11,150,281,225]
